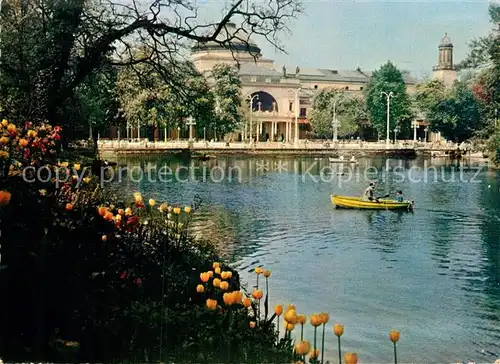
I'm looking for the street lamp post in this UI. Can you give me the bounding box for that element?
[424,127,429,144]
[248,94,259,141]
[186,116,196,141]
[330,97,340,142]
[411,120,418,144]
[381,91,395,145]
[394,126,400,144]
[203,127,206,141]
[177,126,180,142]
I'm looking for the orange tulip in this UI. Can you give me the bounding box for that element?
[310,313,323,327]
[98,206,107,216]
[65,203,73,211]
[219,281,229,290]
[389,330,400,343]
[274,304,283,316]
[104,211,114,221]
[223,292,233,305]
[118,208,125,215]
[0,136,8,145]
[200,272,210,283]
[309,349,320,360]
[344,352,358,364]
[196,284,205,293]
[297,314,307,325]
[0,190,12,206]
[252,289,263,300]
[212,278,221,288]
[249,321,256,329]
[7,124,16,133]
[294,340,311,355]
[207,270,214,277]
[255,267,263,274]
[19,138,28,147]
[285,322,295,331]
[263,270,271,278]
[242,297,252,308]
[334,323,344,336]
[206,298,217,310]
[319,312,330,324]
[101,235,107,242]
[212,262,220,269]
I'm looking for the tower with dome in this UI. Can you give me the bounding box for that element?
[432,33,457,87]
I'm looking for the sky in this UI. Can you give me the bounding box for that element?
[195,0,497,79]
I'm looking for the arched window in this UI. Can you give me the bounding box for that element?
[249,91,279,112]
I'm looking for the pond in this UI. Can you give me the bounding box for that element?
[106,155,500,363]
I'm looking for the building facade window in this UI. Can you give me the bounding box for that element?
[360,86,363,91]
[289,102,293,112]
[345,86,349,90]
[299,108,307,117]
[265,77,271,83]
[250,76,257,82]
[314,85,318,89]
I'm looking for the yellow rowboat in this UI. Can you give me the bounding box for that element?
[331,195,414,211]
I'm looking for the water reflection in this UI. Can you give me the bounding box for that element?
[107,155,500,362]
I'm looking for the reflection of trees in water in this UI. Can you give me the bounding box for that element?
[190,206,237,258]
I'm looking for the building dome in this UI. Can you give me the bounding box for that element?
[191,22,262,56]
[439,33,453,47]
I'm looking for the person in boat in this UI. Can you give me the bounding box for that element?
[362,182,378,202]
[395,190,404,203]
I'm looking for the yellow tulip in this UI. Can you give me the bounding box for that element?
[212,278,221,288]
[310,313,323,327]
[219,281,229,290]
[101,235,107,242]
[212,262,220,269]
[284,308,298,324]
[215,267,221,274]
[173,207,181,214]
[159,203,168,212]
[27,129,37,138]
[389,330,400,343]
[334,323,344,336]
[73,163,81,171]
[206,298,217,310]
[196,284,204,293]
[125,207,132,216]
[285,322,295,331]
[255,267,263,274]
[7,124,16,133]
[149,199,156,206]
[1,119,8,127]
[221,271,229,279]
[274,304,283,316]
[207,271,214,277]
[0,136,8,145]
[184,206,192,213]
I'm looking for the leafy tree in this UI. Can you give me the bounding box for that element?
[413,78,446,118]
[211,63,243,137]
[309,89,366,138]
[0,0,301,132]
[427,81,484,142]
[364,62,413,139]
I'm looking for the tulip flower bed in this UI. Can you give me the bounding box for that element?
[0,120,293,363]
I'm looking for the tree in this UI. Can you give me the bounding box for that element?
[211,63,243,137]
[427,81,484,142]
[413,78,446,118]
[0,0,301,131]
[309,88,366,138]
[364,62,413,139]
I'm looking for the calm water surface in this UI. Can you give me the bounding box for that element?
[108,155,500,363]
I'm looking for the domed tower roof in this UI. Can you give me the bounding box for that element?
[191,22,262,56]
[439,33,453,47]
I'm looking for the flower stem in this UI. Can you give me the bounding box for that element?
[266,277,269,303]
[321,323,326,364]
[256,274,259,290]
[338,336,342,364]
[277,318,280,343]
[300,324,303,341]
[314,326,317,360]
[393,342,397,364]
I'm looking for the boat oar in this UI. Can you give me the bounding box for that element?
[373,194,389,202]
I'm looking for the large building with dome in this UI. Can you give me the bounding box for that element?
[190,23,456,142]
